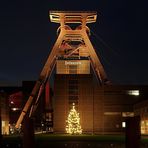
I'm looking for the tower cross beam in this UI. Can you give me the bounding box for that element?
[49,11,97,24]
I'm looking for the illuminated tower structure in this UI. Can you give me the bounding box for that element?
[12,11,148,135]
[49,11,110,133]
[15,11,111,134]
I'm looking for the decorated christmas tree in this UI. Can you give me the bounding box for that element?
[66,103,82,134]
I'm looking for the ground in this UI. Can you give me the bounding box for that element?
[1,134,148,148]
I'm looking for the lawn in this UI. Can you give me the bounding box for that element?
[35,134,125,142]
[2,134,148,148]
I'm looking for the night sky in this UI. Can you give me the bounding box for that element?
[0,0,148,86]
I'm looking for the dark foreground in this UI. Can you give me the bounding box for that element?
[1,134,148,148]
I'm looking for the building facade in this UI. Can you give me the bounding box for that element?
[0,82,53,135]
[53,59,147,134]
[0,87,21,135]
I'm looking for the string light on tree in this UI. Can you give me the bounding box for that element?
[66,103,82,134]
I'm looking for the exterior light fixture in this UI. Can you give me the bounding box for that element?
[10,101,14,104]
[11,108,19,111]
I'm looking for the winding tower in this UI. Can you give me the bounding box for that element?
[15,11,109,133]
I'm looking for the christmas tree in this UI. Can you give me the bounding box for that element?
[66,103,82,134]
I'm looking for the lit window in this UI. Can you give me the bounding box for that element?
[141,120,148,134]
[122,122,126,128]
[2,121,5,127]
[104,112,121,115]
[122,112,134,117]
[127,90,139,96]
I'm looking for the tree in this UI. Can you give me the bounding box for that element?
[66,103,82,134]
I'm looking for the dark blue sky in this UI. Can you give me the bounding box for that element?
[0,0,148,86]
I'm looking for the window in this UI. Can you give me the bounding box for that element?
[68,79,79,108]
[69,89,78,95]
[69,85,78,90]
[69,80,78,85]
[127,90,139,96]
[104,112,121,115]
[122,122,126,128]
[141,120,148,134]
[69,96,79,100]
[122,112,134,117]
